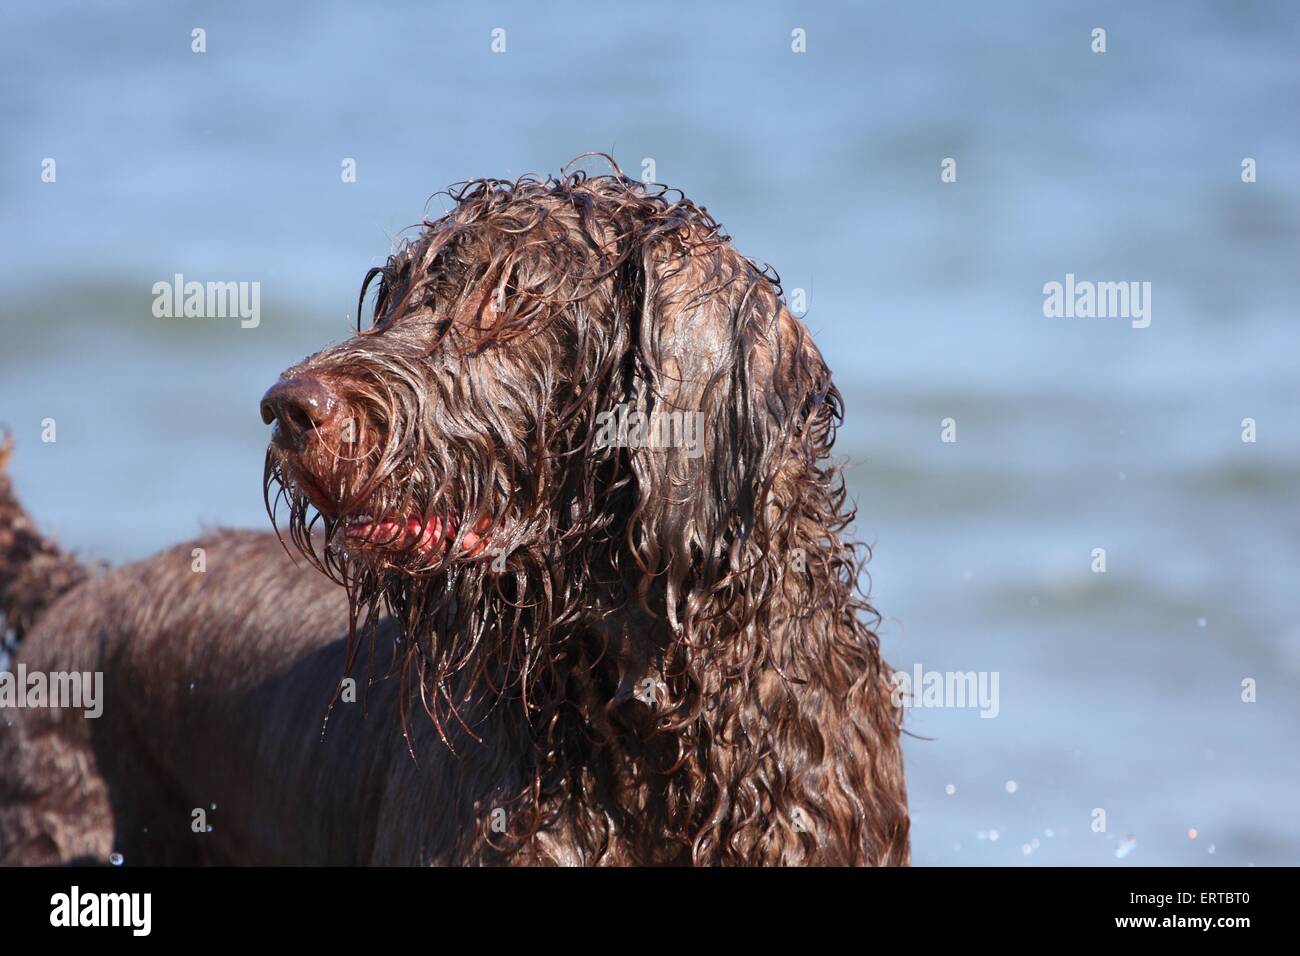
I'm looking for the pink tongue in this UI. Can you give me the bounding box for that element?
[344,515,485,555]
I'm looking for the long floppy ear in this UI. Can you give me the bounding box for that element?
[620,232,828,629]
[609,231,910,865]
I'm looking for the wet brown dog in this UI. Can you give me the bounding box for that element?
[0,164,909,865]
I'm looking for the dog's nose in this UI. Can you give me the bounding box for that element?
[260,375,340,451]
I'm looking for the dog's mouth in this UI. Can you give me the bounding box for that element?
[339,513,491,559]
[268,447,500,568]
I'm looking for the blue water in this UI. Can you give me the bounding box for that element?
[2,1,1297,865]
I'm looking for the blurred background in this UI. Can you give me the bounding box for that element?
[1,1,1297,865]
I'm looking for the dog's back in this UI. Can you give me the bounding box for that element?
[1,452,420,864]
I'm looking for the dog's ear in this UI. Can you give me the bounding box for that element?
[595,235,906,866]
[607,234,833,632]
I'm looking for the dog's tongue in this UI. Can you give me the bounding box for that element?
[344,516,440,552]
[343,515,485,556]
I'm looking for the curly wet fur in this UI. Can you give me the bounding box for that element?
[0,436,90,645]
[265,160,909,864]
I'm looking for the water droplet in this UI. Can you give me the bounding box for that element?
[944,783,956,796]
[210,803,217,811]
[988,830,1000,842]
[1005,780,1018,794]
[1044,828,1055,838]
[109,852,124,866]
[1187,828,1198,840]
[206,825,214,833]
[1197,617,1207,628]
[1116,835,1138,859]
[1208,844,1216,855]
[1022,843,1032,855]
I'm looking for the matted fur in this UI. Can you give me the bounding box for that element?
[0,436,89,644]
[263,158,909,864]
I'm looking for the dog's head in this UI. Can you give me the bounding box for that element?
[263,161,840,734]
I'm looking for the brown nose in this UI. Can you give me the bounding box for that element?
[260,375,340,451]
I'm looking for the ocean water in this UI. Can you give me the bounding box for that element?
[1,1,1297,865]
